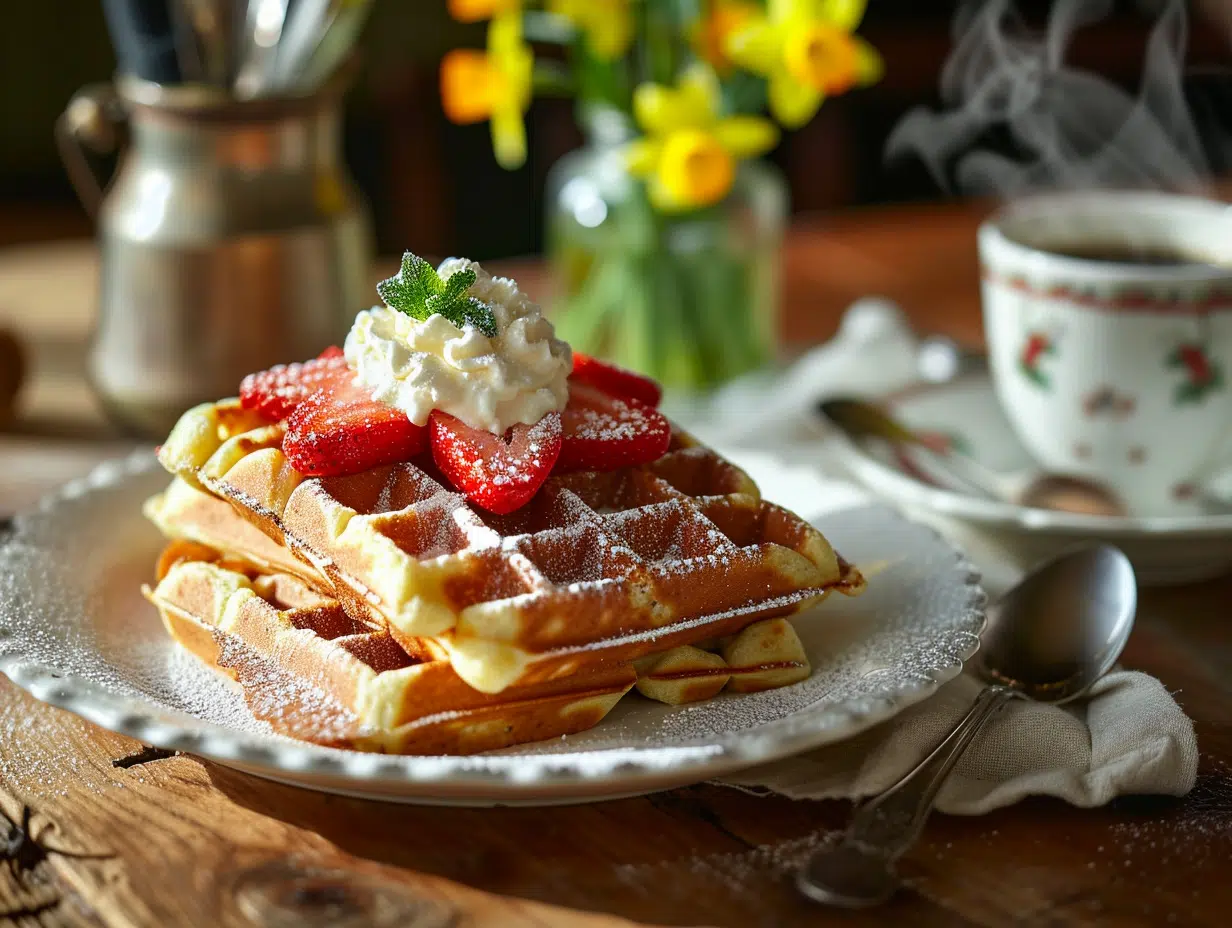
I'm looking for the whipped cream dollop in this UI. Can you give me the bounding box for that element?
[344,258,572,434]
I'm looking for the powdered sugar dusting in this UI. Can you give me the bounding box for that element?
[0,453,983,801]
[613,826,845,901]
[217,634,361,744]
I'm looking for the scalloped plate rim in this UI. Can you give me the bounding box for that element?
[0,451,985,805]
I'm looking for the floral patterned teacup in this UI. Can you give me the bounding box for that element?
[978,191,1232,516]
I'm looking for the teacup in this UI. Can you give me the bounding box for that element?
[978,191,1232,516]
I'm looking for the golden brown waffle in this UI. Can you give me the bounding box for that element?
[152,399,864,694]
[145,545,825,752]
[144,545,635,754]
[631,618,812,706]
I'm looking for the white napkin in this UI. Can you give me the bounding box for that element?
[670,300,1200,811]
[720,670,1198,813]
[661,297,924,450]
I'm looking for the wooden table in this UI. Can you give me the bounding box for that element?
[0,204,1230,927]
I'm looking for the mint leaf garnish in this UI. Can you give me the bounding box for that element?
[376,252,498,337]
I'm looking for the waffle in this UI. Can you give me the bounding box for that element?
[151,399,864,694]
[631,618,812,705]
[146,546,824,753]
[145,544,636,754]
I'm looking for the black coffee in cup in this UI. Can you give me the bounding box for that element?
[1036,241,1225,268]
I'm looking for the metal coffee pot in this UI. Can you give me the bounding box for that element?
[57,75,372,437]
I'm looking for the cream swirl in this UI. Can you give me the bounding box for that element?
[344,258,571,434]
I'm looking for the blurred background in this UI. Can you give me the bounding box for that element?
[3,0,1230,260]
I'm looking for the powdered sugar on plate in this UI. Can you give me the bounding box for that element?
[0,450,984,805]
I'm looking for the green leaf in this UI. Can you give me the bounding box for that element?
[1019,360,1049,390]
[1175,382,1203,404]
[376,252,438,313]
[442,267,476,300]
[376,252,497,337]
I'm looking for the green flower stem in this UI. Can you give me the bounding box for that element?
[532,60,576,96]
[554,185,773,391]
[722,70,770,116]
[641,2,680,85]
[558,247,625,349]
[573,39,630,111]
[623,252,660,377]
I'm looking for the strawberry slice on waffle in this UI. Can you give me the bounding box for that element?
[239,346,349,421]
[241,347,428,477]
[238,346,672,506]
[281,380,428,477]
[430,411,563,514]
[570,353,662,408]
[556,380,671,473]
[283,389,429,478]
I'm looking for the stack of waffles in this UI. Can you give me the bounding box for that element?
[145,399,865,754]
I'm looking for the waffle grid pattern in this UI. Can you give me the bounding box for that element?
[145,548,635,754]
[153,399,862,695]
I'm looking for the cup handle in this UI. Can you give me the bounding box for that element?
[55,83,126,219]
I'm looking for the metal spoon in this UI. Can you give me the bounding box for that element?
[265,0,330,92]
[233,0,292,98]
[797,544,1137,908]
[178,0,236,87]
[266,0,371,95]
[819,396,1127,517]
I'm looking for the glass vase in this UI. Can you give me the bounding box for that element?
[545,109,787,392]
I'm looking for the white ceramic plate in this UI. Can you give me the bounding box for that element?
[826,372,1232,585]
[0,452,984,806]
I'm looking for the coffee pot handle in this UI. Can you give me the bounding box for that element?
[55,84,126,219]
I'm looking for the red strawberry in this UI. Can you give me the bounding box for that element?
[557,381,671,473]
[239,346,350,421]
[571,352,662,407]
[282,382,428,477]
[430,411,562,514]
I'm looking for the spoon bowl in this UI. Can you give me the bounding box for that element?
[819,396,1127,517]
[976,544,1137,703]
[798,544,1137,908]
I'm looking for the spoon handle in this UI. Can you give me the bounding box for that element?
[849,683,1015,853]
[798,684,1016,907]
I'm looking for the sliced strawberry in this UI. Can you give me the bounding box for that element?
[430,411,562,514]
[571,352,662,407]
[283,388,428,477]
[557,381,671,473]
[239,346,350,421]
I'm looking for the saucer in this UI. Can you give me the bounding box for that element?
[824,371,1232,586]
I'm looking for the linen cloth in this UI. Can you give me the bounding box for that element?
[720,669,1197,813]
[671,298,1199,811]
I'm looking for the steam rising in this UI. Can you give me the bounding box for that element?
[886,0,1211,196]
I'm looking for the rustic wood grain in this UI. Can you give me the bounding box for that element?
[0,678,647,927]
[1,204,1231,926]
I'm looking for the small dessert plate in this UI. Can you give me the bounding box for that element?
[825,370,1232,586]
[0,451,983,806]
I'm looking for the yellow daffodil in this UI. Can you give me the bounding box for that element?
[440,13,533,169]
[548,0,634,61]
[448,0,520,23]
[726,0,882,129]
[691,1,760,76]
[626,67,779,212]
